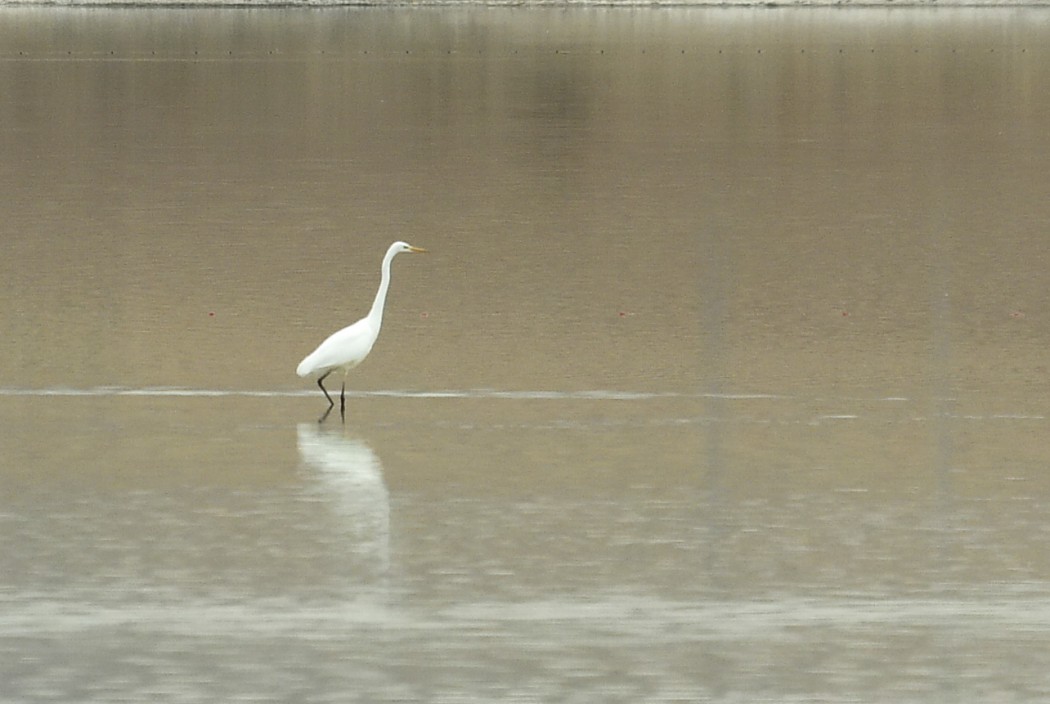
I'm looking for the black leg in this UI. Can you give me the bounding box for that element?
[317,370,335,423]
[317,370,334,408]
[339,381,346,422]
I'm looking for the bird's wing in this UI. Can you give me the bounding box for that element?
[297,318,378,377]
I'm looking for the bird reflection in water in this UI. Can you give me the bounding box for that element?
[296,423,390,578]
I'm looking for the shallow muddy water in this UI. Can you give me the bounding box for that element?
[3,7,1050,702]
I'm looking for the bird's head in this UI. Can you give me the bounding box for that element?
[393,241,427,255]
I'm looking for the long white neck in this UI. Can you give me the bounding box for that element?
[366,244,399,329]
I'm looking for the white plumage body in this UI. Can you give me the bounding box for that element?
[296,316,378,379]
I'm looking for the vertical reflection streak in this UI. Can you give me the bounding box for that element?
[296,423,390,581]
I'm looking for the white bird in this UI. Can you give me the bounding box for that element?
[297,241,427,421]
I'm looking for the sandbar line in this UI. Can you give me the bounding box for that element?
[0,386,751,400]
[2,389,1043,420]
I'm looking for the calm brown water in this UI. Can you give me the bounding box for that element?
[4,7,1050,702]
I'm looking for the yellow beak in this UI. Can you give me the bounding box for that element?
[408,246,428,254]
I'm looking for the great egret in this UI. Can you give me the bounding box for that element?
[297,241,427,422]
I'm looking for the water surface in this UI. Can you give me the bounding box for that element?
[3,7,1050,702]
